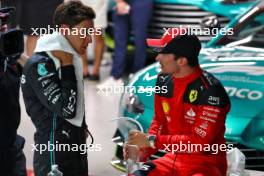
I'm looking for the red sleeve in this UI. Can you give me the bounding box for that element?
[142,94,165,159]
[148,94,166,135]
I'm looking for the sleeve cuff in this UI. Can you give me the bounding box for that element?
[156,134,172,149]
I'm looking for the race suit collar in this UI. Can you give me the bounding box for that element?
[173,66,202,84]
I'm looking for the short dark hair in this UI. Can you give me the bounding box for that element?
[173,54,199,67]
[53,0,96,27]
[187,57,199,67]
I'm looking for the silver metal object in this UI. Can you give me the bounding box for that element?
[47,164,63,176]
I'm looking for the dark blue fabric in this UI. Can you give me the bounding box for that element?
[111,0,153,79]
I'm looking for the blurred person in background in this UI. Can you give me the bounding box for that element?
[80,0,108,81]
[1,0,20,28]
[98,0,153,87]
[19,0,63,57]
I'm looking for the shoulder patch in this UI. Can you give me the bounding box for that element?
[184,77,202,104]
[200,85,230,108]
[189,89,198,103]
[155,73,174,98]
[37,63,48,76]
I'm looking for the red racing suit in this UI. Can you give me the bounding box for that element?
[134,67,231,176]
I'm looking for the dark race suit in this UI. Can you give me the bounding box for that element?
[21,52,88,176]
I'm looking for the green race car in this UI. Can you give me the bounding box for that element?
[106,0,256,50]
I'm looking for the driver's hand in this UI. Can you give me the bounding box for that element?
[127,130,150,149]
[116,1,130,15]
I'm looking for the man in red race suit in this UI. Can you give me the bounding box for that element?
[125,30,231,176]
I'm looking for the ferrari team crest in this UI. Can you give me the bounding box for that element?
[189,90,198,103]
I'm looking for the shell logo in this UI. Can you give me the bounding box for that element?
[162,101,170,114]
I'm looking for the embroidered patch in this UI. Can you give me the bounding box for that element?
[189,90,198,103]
[37,63,48,76]
[162,101,170,114]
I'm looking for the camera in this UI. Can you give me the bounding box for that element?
[0,6,24,62]
[0,5,27,176]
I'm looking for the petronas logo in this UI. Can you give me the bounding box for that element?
[37,63,48,76]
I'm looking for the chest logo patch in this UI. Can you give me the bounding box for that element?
[37,63,48,76]
[187,108,196,117]
[189,90,198,103]
[162,101,170,114]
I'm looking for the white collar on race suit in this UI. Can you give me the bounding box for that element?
[34,31,85,127]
